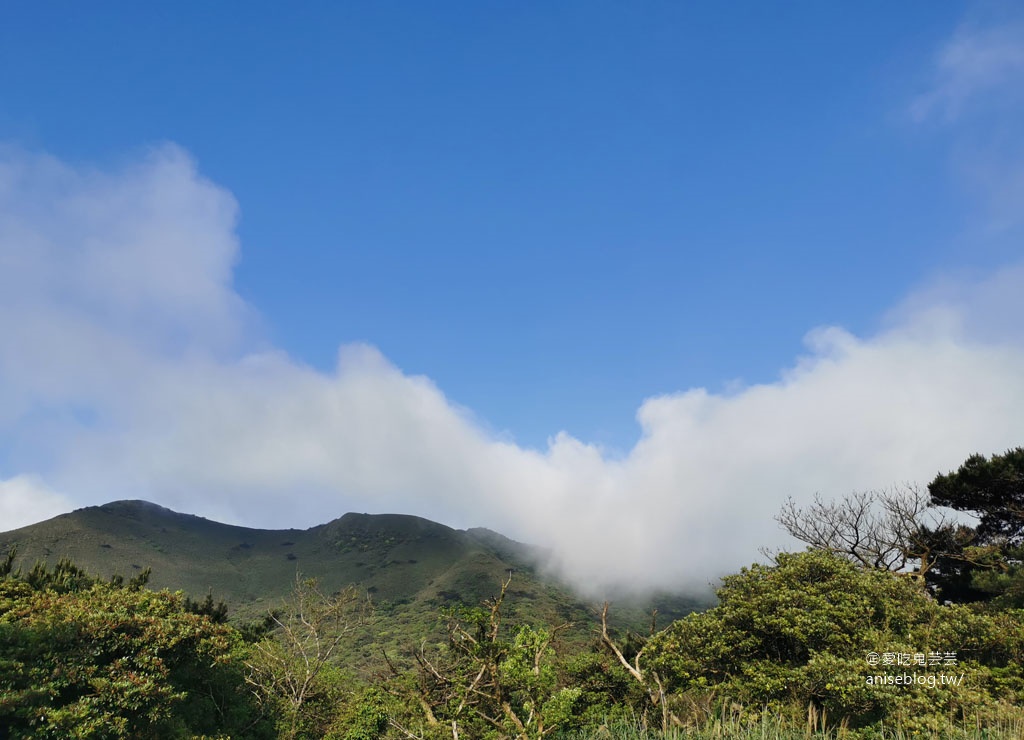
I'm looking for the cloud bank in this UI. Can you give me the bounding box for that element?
[1,143,1022,596]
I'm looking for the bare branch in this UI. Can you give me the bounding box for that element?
[777,485,961,579]
[244,574,369,739]
[600,602,678,732]
[600,602,644,683]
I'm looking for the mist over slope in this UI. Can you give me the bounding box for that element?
[0,500,706,629]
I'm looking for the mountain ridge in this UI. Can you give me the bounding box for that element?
[0,499,547,614]
[0,499,709,674]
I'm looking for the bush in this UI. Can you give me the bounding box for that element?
[0,575,270,739]
[645,550,1024,732]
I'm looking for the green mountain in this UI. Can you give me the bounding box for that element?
[0,500,707,674]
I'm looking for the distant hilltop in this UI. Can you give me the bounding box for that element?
[0,499,705,626]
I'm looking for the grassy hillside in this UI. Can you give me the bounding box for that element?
[0,501,540,613]
[0,500,707,675]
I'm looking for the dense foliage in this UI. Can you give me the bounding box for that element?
[929,448,1024,544]
[0,558,272,739]
[926,448,1024,606]
[4,551,1024,738]
[646,550,1024,733]
[388,578,583,739]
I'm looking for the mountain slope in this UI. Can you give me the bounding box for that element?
[0,501,548,615]
[0,500,708,675]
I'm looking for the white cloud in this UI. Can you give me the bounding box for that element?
[909,17,1024,235]
[1,144,1024,595]
[911,21,1024,123]
[0,475,74,532]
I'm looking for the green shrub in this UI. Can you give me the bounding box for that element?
[645,550,1024,733]
[0,578,271,739]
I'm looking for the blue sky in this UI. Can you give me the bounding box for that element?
[0,1,984,448]
[1,2,1023,590]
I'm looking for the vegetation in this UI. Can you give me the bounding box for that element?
[0,502,700,634]
[0,554,273,739]
[645,549,1024,734]
[926,448,1024,607]
[775,485,962,580]
[929,448,1024,544]
[245,577,369,739]
[2,447,1024,738]
[393,575,581,739]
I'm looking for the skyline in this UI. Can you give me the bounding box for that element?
[1,3,1023,592]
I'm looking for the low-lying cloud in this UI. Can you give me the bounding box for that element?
[1,143,1022,596]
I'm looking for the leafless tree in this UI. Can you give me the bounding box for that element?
[245,575,370,739]
[600,602,678,732]
[776,484,967,579]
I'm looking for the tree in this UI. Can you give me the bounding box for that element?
[559,650,642,731]
[244,575,369,739]
[597,603,680,732]
[645,550,1024,733]
[776,485,962,580]
[397,575,580,740]
[0,570,269,739]
[3,549,151,594]
[929,447,1024,544]
[926,448,1024,604]
[183,591,230,623]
